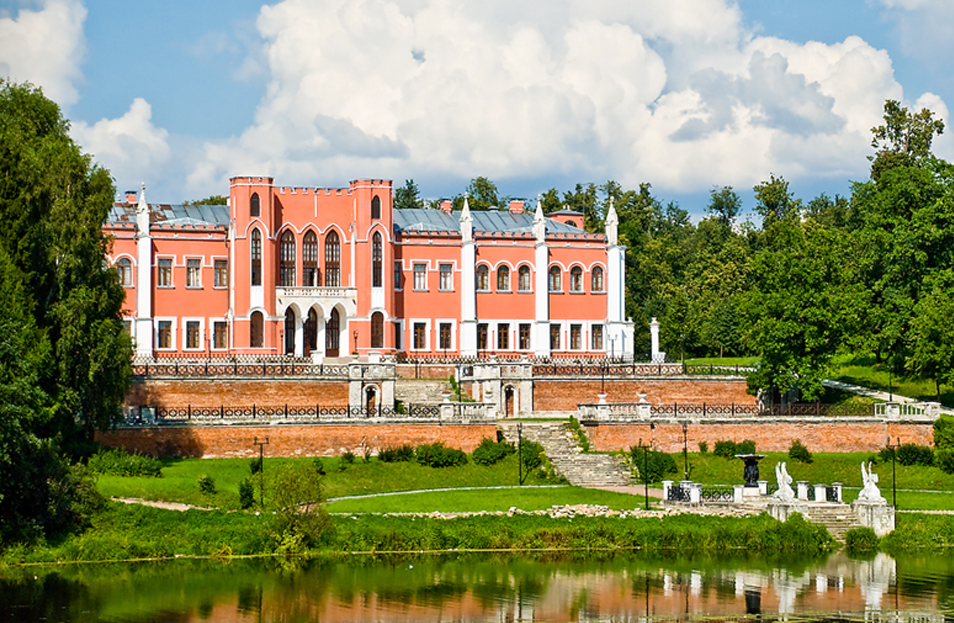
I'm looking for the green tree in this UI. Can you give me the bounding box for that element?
[707,185,742,226]
[0,81,130,541]
[453,176,502,210]
[869,99,945,181]
[185,195,228,206]
[394,179,423,210]
[908,269,954,398]
[753,174,801,226]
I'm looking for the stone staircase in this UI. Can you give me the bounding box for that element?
[497,420,631,487]
[394,379,452,404]
[802,504,862,540]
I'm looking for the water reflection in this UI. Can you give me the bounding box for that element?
[2,552,953,622]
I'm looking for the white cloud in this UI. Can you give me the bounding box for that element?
[71,98,171,185]
[874,0,954,65]
[189,0,943,197]
[0,0,86,106]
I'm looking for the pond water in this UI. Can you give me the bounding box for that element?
[2,552,953,622]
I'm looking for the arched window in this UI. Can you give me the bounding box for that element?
[591,266,604,292]
[566,220,577,228]
[497,265,510,291]
[372,232,383,287]
[250,311,263,348]
[371,312,384,348]
[302,230,318,286]
[280,230,296,287]
[371,195,381,220]
[476,265,490,291]
[250,192,260,218]
[548,266,562,292]
[570,266,583,292]
[324,230,341,287]
[518,265,531,292]
[116,258,132,286]
[251,229,262,286]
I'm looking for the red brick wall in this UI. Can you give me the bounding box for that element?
[534,379,754,411]
[97,424,498,458]
[125,379,349,408]
[586,421,935,453]
[396,364,456,380]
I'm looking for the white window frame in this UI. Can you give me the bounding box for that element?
[155,317,177,350]
[185,257,203,289]
[413,263,428,291]
[517,265,532,292]
[182,317,205,351]
[211,318,229,350]
[591,265,605,293]
[476,264,491,292]
[569,323,583,350]
[394,261,404,291]
[213,257,229,289]
[439,263,454,291]
[496,265,511,292]
[569,265,584,293]
[495,321,512,351]
[410,318,430,351]
[157,256,175,288]
[436,319,456,352]
[115,256,134,287]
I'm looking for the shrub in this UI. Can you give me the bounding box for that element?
[698,441,708,454]
[249,457,262,475]
[935,448,954,474]
[737,439,756,454]
[713,440,737,458]
[416,442,468,468]
[267,463,333,551]
[378,444,415,463]
[238,477,255,509]
[788,439,813,463]
[630,446,677,484]
[877,447,894,464]
[518,439,545,472]
[844,527,880,553]
[472,437,514,466]
[197,474,216,496]
[934,414,954,449]
[341,451,356,464]
[312,457,325,476]
[567,416,591,452]
[87,447,162,478]
[897,443,934,467]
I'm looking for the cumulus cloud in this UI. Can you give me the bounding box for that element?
[0,0,86,106]
[71,98,171,184]
[189,0,943,196]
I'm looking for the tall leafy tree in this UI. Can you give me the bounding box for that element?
[453,176,502,210]
[394,179,423,210]
[707,185,742,226]
[753,174,801,226]
[0,81,130,539]
[869,99,945,181]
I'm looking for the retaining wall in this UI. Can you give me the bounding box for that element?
[125,379,349,408]
[96,423,497,458]
[533,378,753,412]
[585,421,934,453]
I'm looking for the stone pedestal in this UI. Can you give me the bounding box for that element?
[758,480,767,496]
[733,484,745,504]
[662,480,673,501]
[689,482,702,504]
[766,501,806,522]
[797,481,809,500]
[852,501,896,537]
[814,484,828,502]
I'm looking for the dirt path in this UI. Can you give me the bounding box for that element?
[113,497,214,512]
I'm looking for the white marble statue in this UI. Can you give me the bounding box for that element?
[857,461,885,503]
[774,461,795,501]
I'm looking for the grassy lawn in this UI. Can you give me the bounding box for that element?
[325,486,648,513]
[96,453,555,510]
[831,353,952,406]
[685,356,758,367]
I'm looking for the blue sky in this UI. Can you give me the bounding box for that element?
[2,0,953,217]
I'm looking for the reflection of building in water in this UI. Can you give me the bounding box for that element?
[859,552,896,611]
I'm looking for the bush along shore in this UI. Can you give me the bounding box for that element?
[2,501,839,566]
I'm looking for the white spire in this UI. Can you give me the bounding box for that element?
[533,194,546,242]
[605,195,618,246]
[136,182,150,237]
[460,192,473,243]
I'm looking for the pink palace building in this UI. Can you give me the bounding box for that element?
[105,177,635,361]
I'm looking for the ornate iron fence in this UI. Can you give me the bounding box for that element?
[667,485,691,503]
[147,403,443,424]
[826,486,838,503]
[132,360,349,378]
[700,487,734,503]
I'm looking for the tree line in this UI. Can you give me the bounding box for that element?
[397,100,953,401]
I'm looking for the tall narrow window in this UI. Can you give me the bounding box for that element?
[591,324,604,350]
[519,323,531,350]
[157,321,172,349]
[548,266,561,292]
[302,231,318,286]
[372,232,383,287]
[394,322,402,350]
[476,265,489,291]
[592,266,604,292]
[394,261,403,289]
[371,312,384,348]
[250,311,263,348]
[413,263,427,290]
[570,266,583,292]
[497,266,510,291]
[214,259,228,288]
[570,324,582,349]
[477,323,488,351]
[280,230,296,287]
[116,258,132,286]
[251,229,262,286]
[250,192,260,217]
[213,321,228,349]
[550,324,561,350]
[186,321,201,349]
[497,324,509,350]
[439,323,452,351]
[371,195,381,219]
[186,259,201,288]
[413,322,427,350]
[518,265,531,292]
[324,230,340,287]
[439,263,453,291]
[158,258,173,287]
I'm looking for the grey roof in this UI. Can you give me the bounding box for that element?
[106,203,230,227]
[393,208,589,235]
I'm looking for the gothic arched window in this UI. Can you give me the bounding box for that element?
[251,229,262,286]
[372,232,383,287]
[325,230,341,287]
[280,230,296,287]
[250,192,260,218]
[302,230,318,286]
[371,195,381,219]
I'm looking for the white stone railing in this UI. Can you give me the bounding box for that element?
[874,401,941,420]
[276,286,357,298]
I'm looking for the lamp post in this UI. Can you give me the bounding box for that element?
[253,435,269,509]
[887,436,899,509]
[681,421,689,479]
[353,329,358,356]
[517,423,523,486]
[639,438,649,510]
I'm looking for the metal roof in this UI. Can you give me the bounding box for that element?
[393,208,588,235]
[106,203,230,227]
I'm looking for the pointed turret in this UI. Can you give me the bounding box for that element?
[460,193,473,243]
[605,195,618,246]
[533,194,546,242]
[136,182,150,237]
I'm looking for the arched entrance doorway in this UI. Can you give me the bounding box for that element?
[284,308,296,355]
[325,308,340,357]
[365,386,377,416]
[304,308,317,356]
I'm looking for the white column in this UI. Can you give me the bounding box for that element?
[534,240,549,357]
[606,240,630,358]
[349,224,356,288]
[650,317,661,363]
[134,185,154,357]
[460,196,477,357]
[294,311,304,357]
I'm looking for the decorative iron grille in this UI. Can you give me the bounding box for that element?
[700,487,734,503]
[667,485,691,503]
